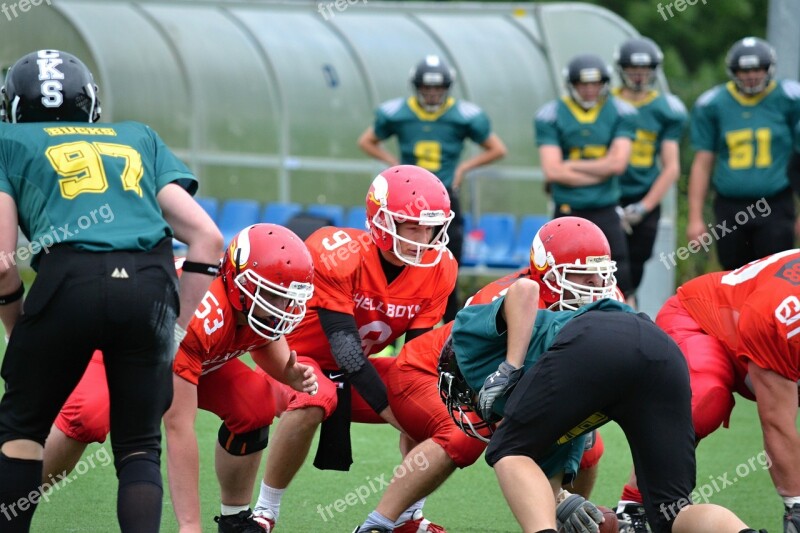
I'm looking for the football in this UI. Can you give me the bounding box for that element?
[597,506,619,533]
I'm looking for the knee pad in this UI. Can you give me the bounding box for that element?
[218,423,269,456]
[115,449,161,488]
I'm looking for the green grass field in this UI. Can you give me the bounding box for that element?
[0,333,793,532]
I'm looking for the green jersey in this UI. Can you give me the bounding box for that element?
[535,96,637,210]
[690,80,800,198]
[0,121,197,266]
[373,96,491,188]
[452,295,634,478]
[613,89,687,200]
[453,296,634,405]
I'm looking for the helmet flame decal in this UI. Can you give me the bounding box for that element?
[368,175,389,206]
[229,225,253,270]
[530,233,549,271]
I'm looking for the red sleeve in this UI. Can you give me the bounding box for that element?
[739,297,800,382]
[306,228,363,315]
[172,327,204,385]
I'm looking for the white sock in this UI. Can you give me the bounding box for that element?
[221,504,250,516]
[396,497,426,523]
[255,481,284,521]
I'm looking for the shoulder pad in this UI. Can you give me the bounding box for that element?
[456,100,483,119]
[695,86,722,108]
[780,79,800,100]
[535,100,558,122]
[665,93,688,115]
[611,97,637,116]
[378,97,405,117]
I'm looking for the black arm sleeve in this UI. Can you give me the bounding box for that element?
[317,308,389,414]
[404,328,431,344]
[789,151,800,197]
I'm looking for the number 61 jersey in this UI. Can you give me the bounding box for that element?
[286,227,458,370]
[677,249,800,383]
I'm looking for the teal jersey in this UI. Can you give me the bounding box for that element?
[535,96,637,210]
[613,89,687,200]
[0,121,197,265]
[690,80,800,198]
[373,96,491,188]
[453,296,634,403]
[452,296,634,478]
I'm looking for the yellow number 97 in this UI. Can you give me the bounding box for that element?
[46,141,144,199]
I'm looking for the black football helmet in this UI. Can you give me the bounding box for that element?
[614,37,663,91]
[725,37,776,95]
[564,54,611,110]
[409,55,454,112]
[1,49,101,124]
[437,334,495,443]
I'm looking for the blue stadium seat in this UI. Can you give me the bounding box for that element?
[345,206,368,230]
[218,199,261,246]
[261,202,302,226]
[305,204,345,227]
[479,213,517,268]
[512,214,550,266]
[460,213,482,267]
[195,197,219,222]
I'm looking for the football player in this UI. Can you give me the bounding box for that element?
[250,165,457,533]
[535,53,637,298]
[357,55,507,322]
[41,224,318,533]
[459,277,763,533]
[618,249,800,532]
[0,50,223,532]
[353,217,619,533]
[613,37,688,307]
[686,37,800,270]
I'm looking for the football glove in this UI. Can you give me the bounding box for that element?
[556,493,603,533]
[477,361,522,422]
[615,206,633,235]
[786,503,800,533]
[622,202,648,227]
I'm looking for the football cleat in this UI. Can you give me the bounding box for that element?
[252,508,276,532]
[394,509,447,533]
[214,509,270,533]
[616,502,649,533]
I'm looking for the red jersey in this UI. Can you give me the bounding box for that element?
[678,249,800,382]
[286,227,458,369]
[399,267,546,374]
[173,275,269,385]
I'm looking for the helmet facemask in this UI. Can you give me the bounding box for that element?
[234,267,313,341]
[371,207,453,267]
[543,257,618,310]
[437,336,494,443]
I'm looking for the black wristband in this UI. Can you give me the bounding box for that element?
[0,284,24,305]
[182,260,220,276]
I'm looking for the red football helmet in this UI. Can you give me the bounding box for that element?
[221,224,314,340]
[529,217,617,309]
[366,165,454,267]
